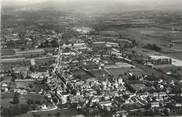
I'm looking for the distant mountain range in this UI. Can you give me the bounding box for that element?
[2,0,182,14]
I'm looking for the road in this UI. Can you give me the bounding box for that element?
[28,105,58,113]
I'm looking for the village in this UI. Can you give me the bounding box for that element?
[1,26,182,117]
[1,1,182,116]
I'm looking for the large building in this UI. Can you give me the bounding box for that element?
[148,55,172,65]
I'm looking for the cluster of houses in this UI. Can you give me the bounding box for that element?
[1,29,182,116]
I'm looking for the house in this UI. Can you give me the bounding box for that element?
[151,102,160,108]
[129,83,147,93]
[73,43,86,49]
[91,96,100,103]
[99,101,112,111]
[94,41,112,55]
[148,55,172,65]
[1,83,9,92]
[61,94,69,104]
[1,49,16,56]
[106,42,119,48]
[14,88,27,95]
[70,95,84,104]
[15,49,45,57]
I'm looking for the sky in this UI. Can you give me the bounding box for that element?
[2,0,182,5]
[2,0,182,11]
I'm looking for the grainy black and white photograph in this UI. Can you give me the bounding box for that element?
[1,0,182,117]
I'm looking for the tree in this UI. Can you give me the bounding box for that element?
[1,104,29,116]
[143,44,162,52]
[12,92,20,104]
[55,112,60,116]
[35,100,41,105]
[27,99,33,105]
[11,72,17,82]
[132,40,137,47]
[51,39,59,47]
[32,113,40,117]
